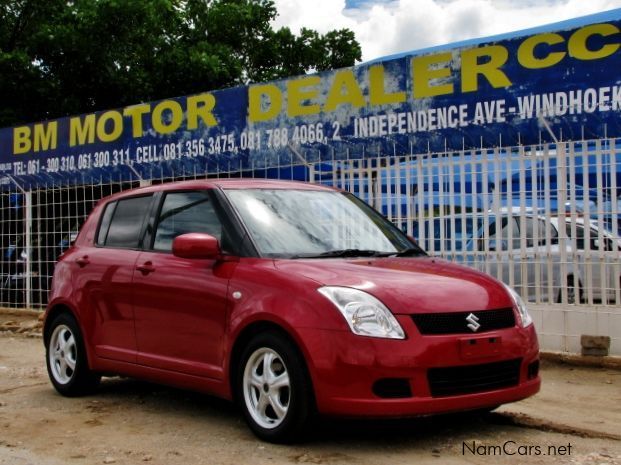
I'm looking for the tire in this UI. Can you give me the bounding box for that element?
[236,331,313,443]
[45,313,100,396]
[561,276,582,304]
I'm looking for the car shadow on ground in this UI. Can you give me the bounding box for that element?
[94,376,511,446]
[95,376,239,420]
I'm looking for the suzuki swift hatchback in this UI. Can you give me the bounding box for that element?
[44,179,540,442]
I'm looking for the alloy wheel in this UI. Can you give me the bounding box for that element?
[48,324,77,385]
[242,347,291,429]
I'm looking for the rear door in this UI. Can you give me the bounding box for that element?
[73,194,153,363]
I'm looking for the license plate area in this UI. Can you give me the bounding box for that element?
[459,335,502,359]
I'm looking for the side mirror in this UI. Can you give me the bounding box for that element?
[172,233,221,259]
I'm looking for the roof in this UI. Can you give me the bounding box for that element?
[99,179,337,204]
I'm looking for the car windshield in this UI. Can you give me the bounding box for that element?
[224,188,421,258]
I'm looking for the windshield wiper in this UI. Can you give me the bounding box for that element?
[289,247,427,259]
[293,249,387,259]
[390,247,427,257]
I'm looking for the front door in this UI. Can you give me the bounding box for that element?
[132,190,231,379]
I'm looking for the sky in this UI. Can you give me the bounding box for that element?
[271,0,621,62]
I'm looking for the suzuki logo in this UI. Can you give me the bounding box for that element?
[466,313,480,332]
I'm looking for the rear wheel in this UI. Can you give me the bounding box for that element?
[237,332,313,443]
[46,313,100,396]
[564,276,583,304]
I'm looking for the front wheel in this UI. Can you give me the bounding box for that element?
[559,276,582,304]
[45,313,100,396]
[237,332,313,443]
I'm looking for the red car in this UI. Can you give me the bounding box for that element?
[44,179,540,442]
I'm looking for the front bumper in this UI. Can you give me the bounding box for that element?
[299,315,540,417]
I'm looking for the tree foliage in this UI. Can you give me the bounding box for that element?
[0,0,361,127]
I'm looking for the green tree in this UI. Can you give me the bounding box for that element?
[0,0,361,127]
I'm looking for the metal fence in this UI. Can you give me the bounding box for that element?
[1,138,620,353]
[0,179,141,308]
[2,138,621,309]
[311,139,621,307]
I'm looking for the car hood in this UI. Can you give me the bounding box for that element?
[274,257,513,314]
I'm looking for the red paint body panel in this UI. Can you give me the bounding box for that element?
[274,257,513,313]
[296,321,539,416]
[172,233,221,259]
[45,179,540,418]
[62,246,139,363]
[132,251,231,379]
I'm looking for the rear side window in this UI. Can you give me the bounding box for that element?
[153,191,222,252]
[99,195,152,248]
[525,218,557,247]
[482,217,519,251]
[568,224,586,250]
[96,201,116,245]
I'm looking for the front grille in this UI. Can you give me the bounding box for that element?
[428,358,522,397]
[412,308,515,335]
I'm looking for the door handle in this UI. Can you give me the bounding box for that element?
[75,256,90,267]
[136,262,156,274]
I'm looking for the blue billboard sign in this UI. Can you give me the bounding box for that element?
[2,9,621,188]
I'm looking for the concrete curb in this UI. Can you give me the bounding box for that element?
[0,308,42,317]
[540,351,621,370]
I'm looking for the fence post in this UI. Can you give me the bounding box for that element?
[24,190,32,309]
[556,144,569,351]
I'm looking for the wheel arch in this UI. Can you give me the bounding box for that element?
[228,320,316,407]
[43,302,97,370]
[43,303,79,345]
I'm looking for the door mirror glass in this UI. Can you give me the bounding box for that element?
[172,233,221,259]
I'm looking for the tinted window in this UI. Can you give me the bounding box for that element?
[495,217,556,249]
[96,201,116,245]
[153,191,222,252]
[601,237,616,251]
[523,218,536,247]
[105,196,152,248]
[483,217,519,251]
[544,219,559,245]
[569,225,615,251]
[568,224,586,250]
[523,218,551,247]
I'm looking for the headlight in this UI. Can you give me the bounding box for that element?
[503,283,533,328]
[318,286,405,339]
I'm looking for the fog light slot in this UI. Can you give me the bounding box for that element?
[372,378,412,399]
[527,360,540,380]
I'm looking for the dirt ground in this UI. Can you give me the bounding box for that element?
[1,312,620,465]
